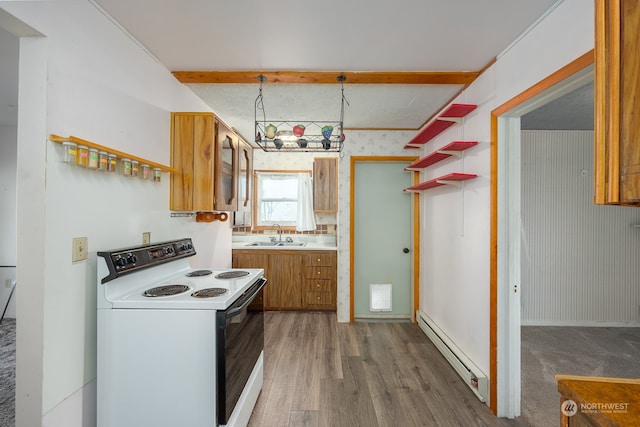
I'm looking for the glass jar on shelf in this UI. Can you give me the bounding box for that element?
[107,154,117,172]
[98,151,109,171]
[77,145,89,167]
[62,142,78,164]
[131,160,139,177]
[88,148,99,169]
[120,158,132,176]
[140,164,150,180]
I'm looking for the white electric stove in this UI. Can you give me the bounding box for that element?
[96,238,266,427]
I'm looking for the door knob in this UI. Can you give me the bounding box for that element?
[403,248,410,253]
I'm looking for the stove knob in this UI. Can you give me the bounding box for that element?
[127,254,138,264]
[166,246,174,254]
[115,257,126,268]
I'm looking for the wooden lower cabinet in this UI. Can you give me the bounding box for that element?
[233,249,336,311]
[267,253,303,310]
[302,252,336,310]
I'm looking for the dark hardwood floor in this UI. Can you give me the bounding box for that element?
[250,312,526,427]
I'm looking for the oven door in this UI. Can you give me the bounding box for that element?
[216,277,266,425]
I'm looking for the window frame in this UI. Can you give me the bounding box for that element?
[252,169,312,231]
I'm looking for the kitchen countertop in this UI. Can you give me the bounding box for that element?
[232,235,337,251]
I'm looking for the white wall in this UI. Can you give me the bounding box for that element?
[420,0,594,383]
[253,149,337,171]
[1,2,232,426]
[521,130,640,325]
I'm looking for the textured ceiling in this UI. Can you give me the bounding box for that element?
[88,0,559,141]
[1,1,595,139]
[521,82,594,130]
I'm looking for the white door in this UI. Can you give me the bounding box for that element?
[353,161,413,320]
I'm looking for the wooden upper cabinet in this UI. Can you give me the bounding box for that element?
[170,112,240,211]
[216,121,239,211]
[171,113,215,211]
[595,0,640,205]
[237,138,253,213]
[313,157,338,212]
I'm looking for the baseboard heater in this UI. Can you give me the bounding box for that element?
[416,310,488,402]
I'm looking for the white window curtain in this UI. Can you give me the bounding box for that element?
[296,172,316,231]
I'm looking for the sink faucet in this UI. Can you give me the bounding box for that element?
[270,223,283,242]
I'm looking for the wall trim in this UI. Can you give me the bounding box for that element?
[489,49,594,415]
[349,156,418,323]
[522,321,640,327]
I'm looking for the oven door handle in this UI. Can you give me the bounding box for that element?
[226,277,267,319]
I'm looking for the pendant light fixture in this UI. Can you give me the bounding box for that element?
[254,74,348,152]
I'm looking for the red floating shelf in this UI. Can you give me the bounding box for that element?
[405,141,478,170]
[404,173,477,192]
[404,103,477,149]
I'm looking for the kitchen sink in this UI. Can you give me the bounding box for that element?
[246,241,279,247]
[245,241,306,247]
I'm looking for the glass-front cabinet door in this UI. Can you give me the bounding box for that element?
[215,122,238,211]
[233,138,253,226]
[237,139,253,212]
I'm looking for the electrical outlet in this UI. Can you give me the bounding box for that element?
[142,232,151,245]
[72,237,88,263]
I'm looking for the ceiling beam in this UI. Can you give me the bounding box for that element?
[171,70,480,85]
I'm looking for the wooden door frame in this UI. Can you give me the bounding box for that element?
[489,50,594,414]
[349,156,419,323]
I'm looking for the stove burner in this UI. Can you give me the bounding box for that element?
[215,270,250,279]
[186,269,213,277]
[143,284,190,297]
[191,288,228,298]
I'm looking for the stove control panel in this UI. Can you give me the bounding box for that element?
[98,238,196,283]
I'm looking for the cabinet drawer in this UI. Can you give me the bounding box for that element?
[305,253,335,266]
[303,279,333,293]
[304,291,334,306]
[304,266,334,280]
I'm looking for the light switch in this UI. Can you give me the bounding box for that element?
[72,237,88,263]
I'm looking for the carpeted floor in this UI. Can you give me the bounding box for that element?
[0,318,15,427]
[520,326,640,426]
